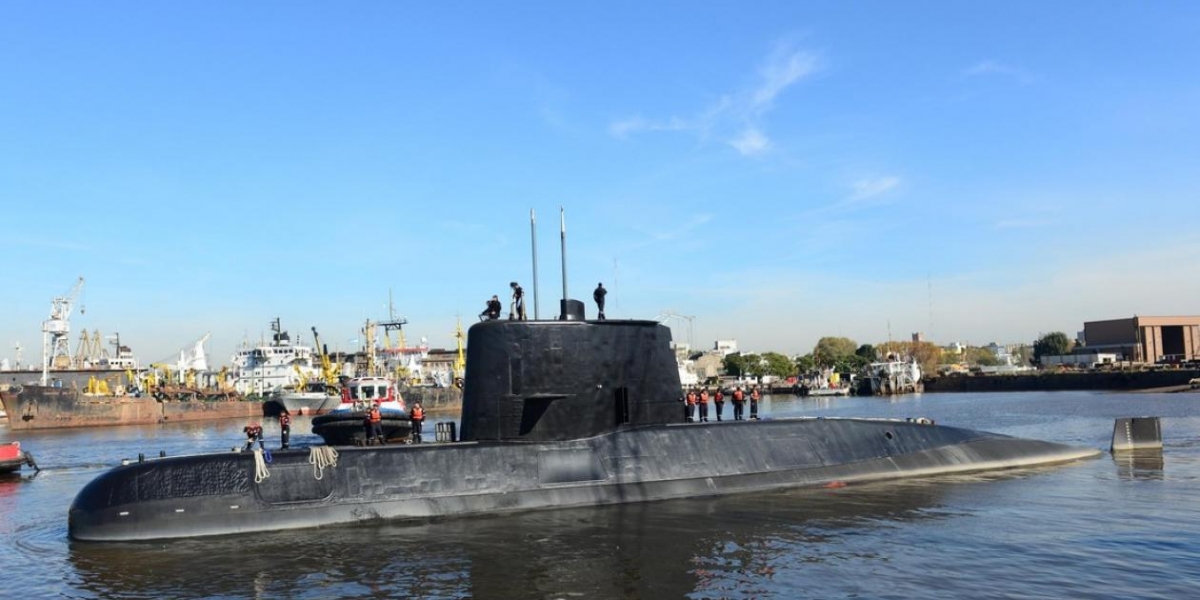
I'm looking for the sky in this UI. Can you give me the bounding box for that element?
[2,2,1199,367]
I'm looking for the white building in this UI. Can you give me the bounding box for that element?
[714,340,738,357]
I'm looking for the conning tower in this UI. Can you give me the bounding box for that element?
[459,318,683,442]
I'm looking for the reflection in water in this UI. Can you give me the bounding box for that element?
[67,480,958,599]
[1112,450,1165,480]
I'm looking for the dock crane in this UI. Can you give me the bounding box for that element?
[42,276,84,385]
[311,327,340,386]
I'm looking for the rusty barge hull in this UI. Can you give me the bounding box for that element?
[0,386,260,430]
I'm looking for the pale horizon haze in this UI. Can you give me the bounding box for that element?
[3,2,1199,366]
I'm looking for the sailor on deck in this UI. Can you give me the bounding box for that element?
[243,423,265,451]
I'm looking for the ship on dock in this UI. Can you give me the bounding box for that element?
[0,278,255,430]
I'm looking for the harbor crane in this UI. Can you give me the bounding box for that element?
[42,276,85,385]
[654,310,696,349]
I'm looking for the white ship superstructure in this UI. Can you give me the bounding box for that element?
[230,319,319,396]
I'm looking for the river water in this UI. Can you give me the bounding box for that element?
[2,391,1198,599]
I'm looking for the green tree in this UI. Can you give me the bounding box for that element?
[964,347,1000,367]
[722,352,750,378]
[813,336,858,367]
[761,352,797,379]
[1033,332,1073,365]
[855,344,877,361]
[795,353,816,374]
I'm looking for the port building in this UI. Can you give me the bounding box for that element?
[1082,316,1200,363]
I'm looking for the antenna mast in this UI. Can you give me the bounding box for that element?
[530,209,540,320]
[559,207,568,312]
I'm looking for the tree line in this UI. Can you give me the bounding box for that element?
[720,332,1076,380]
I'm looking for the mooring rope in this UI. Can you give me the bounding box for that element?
[309,445,339,480]
[253,448,270,483]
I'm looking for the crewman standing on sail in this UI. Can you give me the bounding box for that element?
[510,282,527,320]
[593,283,607,320]
[685,388,697,423]
[698,387,710,422]
[749,386,761,420]
[713,388,725,421]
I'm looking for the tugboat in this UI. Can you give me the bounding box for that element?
[0,441,38,475]
[310,377,411,445]
[67,298,1100,542]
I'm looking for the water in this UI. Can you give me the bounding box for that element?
[3,391,1199,599]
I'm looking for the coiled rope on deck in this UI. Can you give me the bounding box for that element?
[309,446,339,480]
[253,448,270,483]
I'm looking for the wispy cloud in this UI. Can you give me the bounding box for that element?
[609,40,819,157]
[729,127,771,156]
[995,218,1053,229]
[964,60,1034,85]
[847,176,901,203]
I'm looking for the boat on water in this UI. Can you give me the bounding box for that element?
[230,319,321,398]
[0,441,37,475]
[262,381,342,417]
[860,356,924,395]
[68,300,1100,542]
[310,377,412,445]
[0,337,255,431]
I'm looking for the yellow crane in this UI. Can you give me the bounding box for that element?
[311,327,340,386]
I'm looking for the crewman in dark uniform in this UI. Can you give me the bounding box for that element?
[749,385,761,420]
[510,282,526,320]
[410,401,425,443]
[593,283,607,320]
[713,388,725,421]
[243,422,265,451]
[480,295,502,321]
[279,410,291,449]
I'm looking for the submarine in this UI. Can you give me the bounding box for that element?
[69,301,1100,542]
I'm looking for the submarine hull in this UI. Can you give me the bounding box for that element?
[69,417,1098,541]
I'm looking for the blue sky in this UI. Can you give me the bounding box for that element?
[2,2,1199,366]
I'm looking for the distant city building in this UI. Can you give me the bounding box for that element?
[986,342,1014,366]
[911,332,924,343]
[713,340,738,357]
[945,342,966,354]
[1083,316,1200,363]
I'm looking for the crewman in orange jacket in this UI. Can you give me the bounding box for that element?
[684,389,697,423]
[410,401,425,443]
[732,387,745,421]
[698,388,710,422]
[749,386,761,420]
[365,405,384,445]
[713,388,725,421]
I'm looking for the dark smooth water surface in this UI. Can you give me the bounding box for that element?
[3,391,1199,599]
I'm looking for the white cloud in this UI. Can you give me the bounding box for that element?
[752,47,819,111]
[847,176,901,202]
[608,41,819,157]
[729,127,771,156]
[608,115,692,139]
[995,218,1053,229]
[964,60,1034,85]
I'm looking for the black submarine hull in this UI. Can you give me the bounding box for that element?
[68,417,1097,541]
[69,317,1099,542]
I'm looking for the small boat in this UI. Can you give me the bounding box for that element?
[0,441,37,475]
[262,381,342,416]
[310,377,412,445]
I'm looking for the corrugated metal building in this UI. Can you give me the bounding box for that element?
[1083,316,1200,363]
